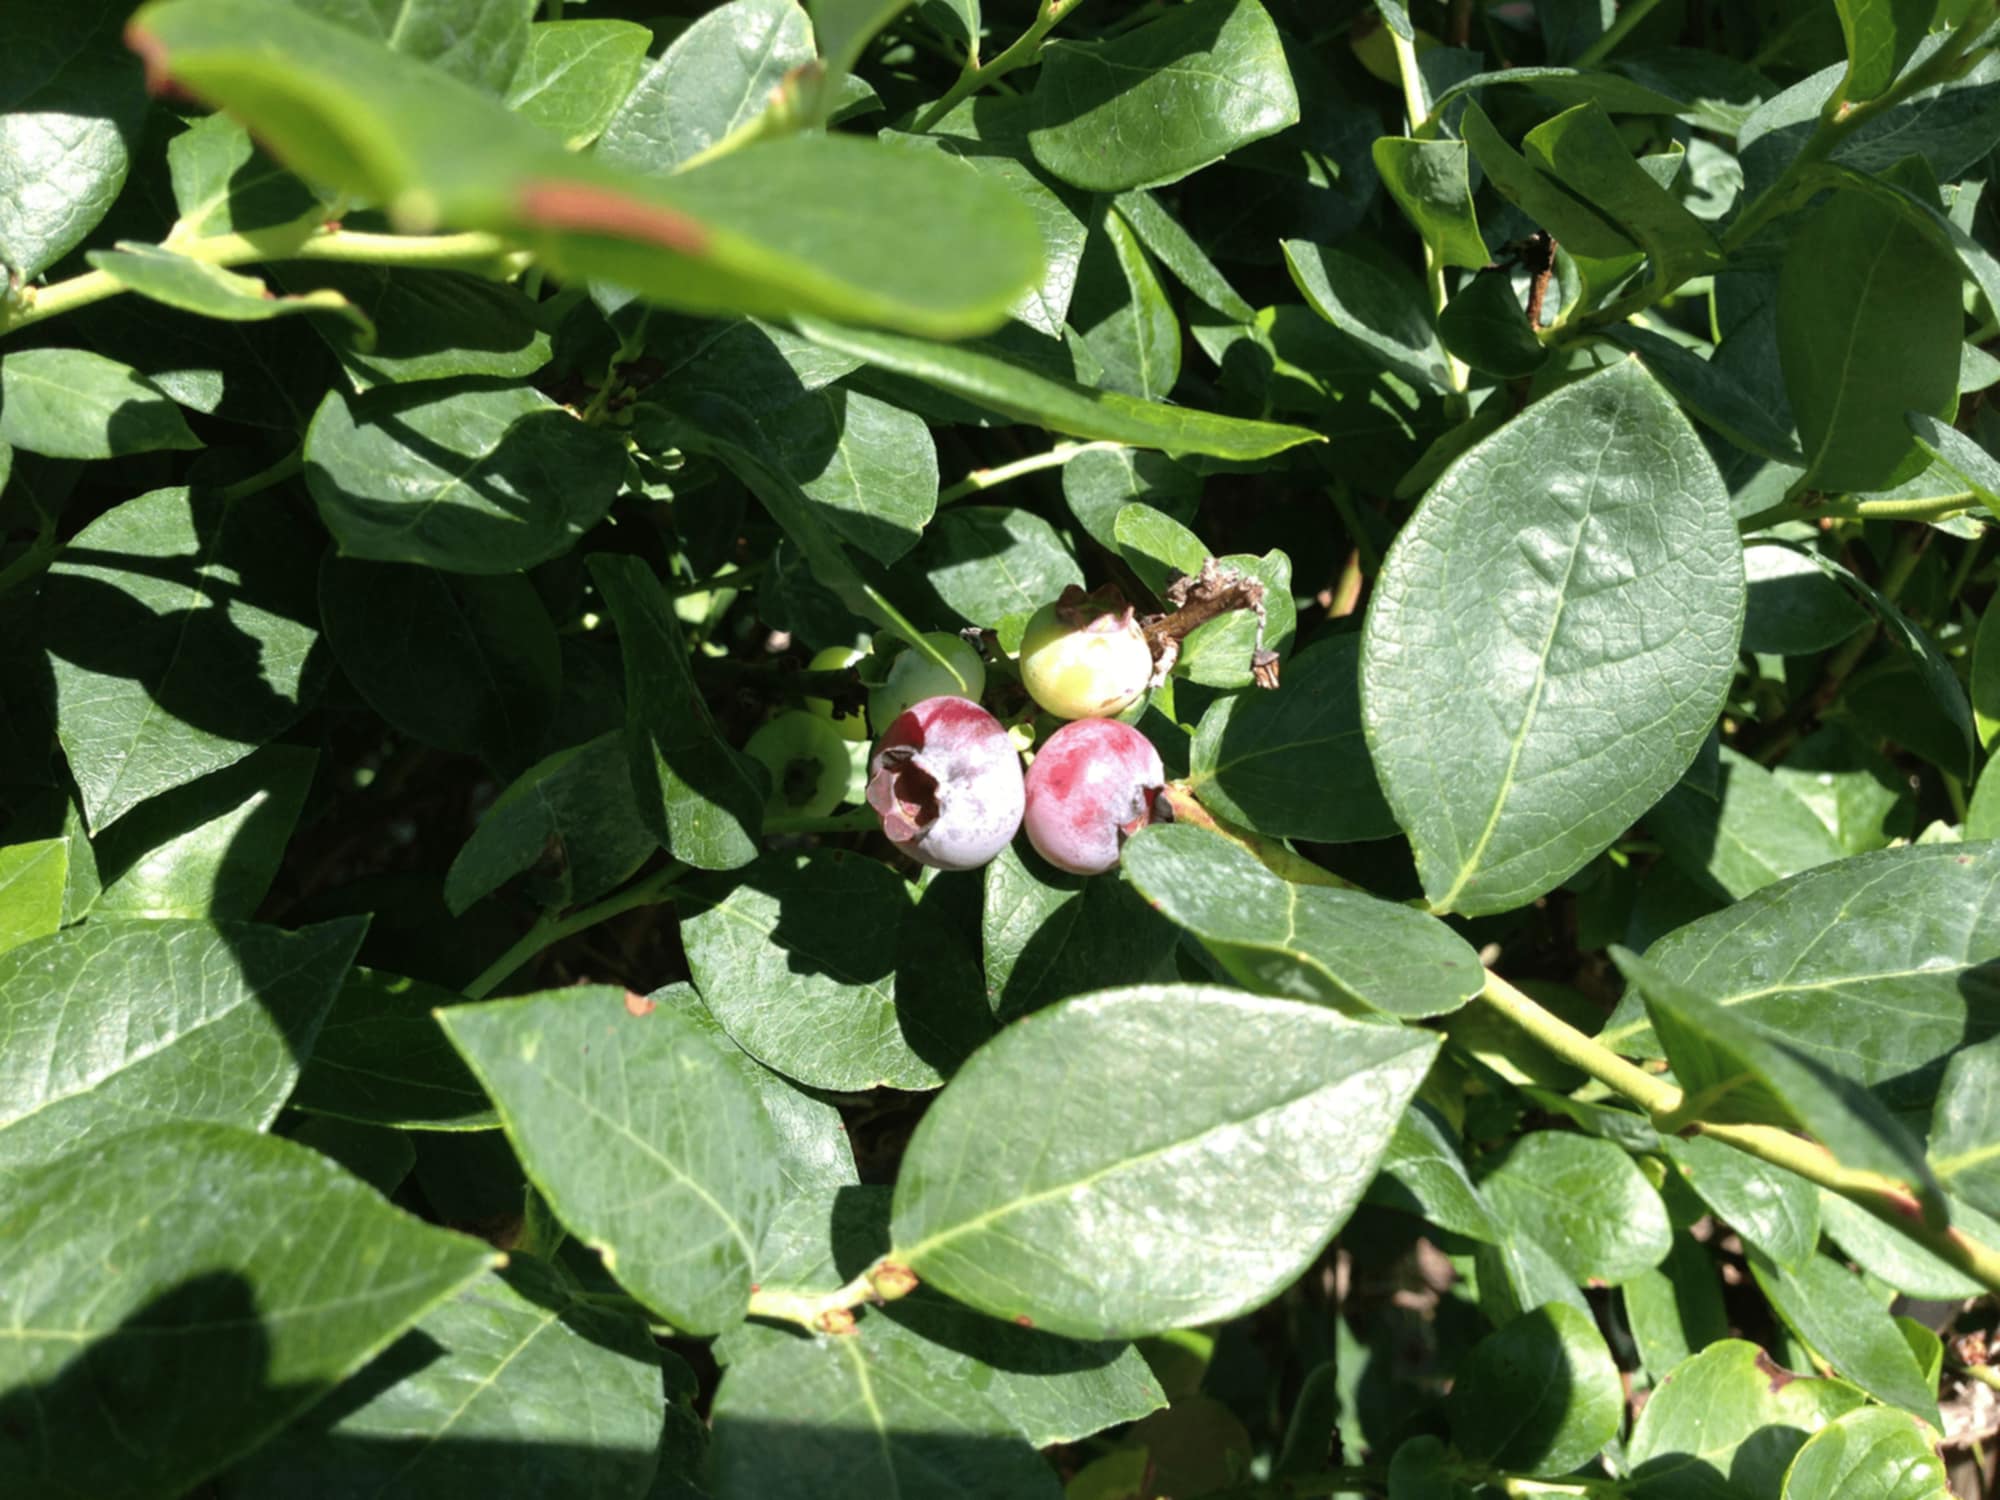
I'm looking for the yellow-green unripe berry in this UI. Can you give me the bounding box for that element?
[745,711,851,819]
[868,633,986,732]
[803,644,868,742]
[1019,589,1153,720]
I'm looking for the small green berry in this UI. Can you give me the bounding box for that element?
[868,633,986,732]
[745,711,851,819]
[1019,587,1153,720]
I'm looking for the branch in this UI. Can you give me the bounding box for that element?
[745,1255,919,1333]
[911,0,1088,133]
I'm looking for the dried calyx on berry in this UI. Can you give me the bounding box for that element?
[867,696,1024,871]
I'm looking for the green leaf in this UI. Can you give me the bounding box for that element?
[1770,728,1912,856]
[287,1113,415,1198]
[1908,410,2000,520]
[1662,1134,1819,1270]
[588,553,763,870]
[1626,1340,1868,1500]
[445,732,655,915]
[1474,1229,1594,1326]
[93,745,317,920]
[1187,632,1398,844]
[596,0,812,174]
[711,1318,1063,1500]
[131,0,1043,338]
[222,1258,666,1499]
[1612,947,1938,1195]
[1437,271,1548,379]
[0,348,202,460]
[1816,1188,1996,1299]
[0,1121,495,1500]
[1460,100,1637,260]
[504,19,653,150]
[167,113,323,238]
[320,557,560,767]
[1069,205,1181,400]
[439,985,782,1335]
[1649,745,1847,901]
[1112,501,1204,596]
[0,839,65,955]
[1178,549,1295,689]
[1371,1104,1505,1242]
[1605,843,2000,1119]
[1361,359,1744,916]
[270,264,552,388]
[1448,1304,1622,1478]
[1609,325,1805,465]
[1834,0,1935,103]
[1929,1034,2000,1217]
[1122,823,1484,1019]
[1282,240,1452,391]
[1062,445,1200,553]
[1750,1251,1940,1424]
[1479,1129,1673,1284]
[889,984,1439,1339]
[1742,542,1871,655]
[923,506,1083,628]
[87,242,375,345]
[648,983,858,1193]
[1778,187,1962,493]
[1622,1231,1730,1381]
[1782,1404,1949,1500]
[680,851,994,1091]
[296,0,535,92]
[766,386,938,564]
[1371,137,1488,270]
[0,0,148,279]
[982,841,1178,1025]
[1522,103,1725,289]
[1026,0,1299,193]
[0,917,363,1173]
[1114,188,1255,324]
[292,967,498,1132]
[304,382,627,575]
[45,486,327,831]
[793,317,1324,461]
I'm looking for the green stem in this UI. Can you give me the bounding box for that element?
[1739,491,1980,532]
[1572,0,1668,67]
[1478,974,1681,1115]
[746,1254,919,1332]
[1390,26,1472,411]
[936,439,1125,505]
[0,521,59,600]
[1,225,517,340]
[1961,1363,2000,1394]
[462,861,689,1001]
[911,0,1087,133]
[215,448,305,505]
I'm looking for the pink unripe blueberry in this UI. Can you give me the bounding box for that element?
[867,696,1024,871]
[1019,586,1154,721]
[1023,719,1166,876]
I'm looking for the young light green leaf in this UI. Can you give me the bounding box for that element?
[0,348,202,460]
[1372,137,1488,270]
[45,486,327,831]
[439,986,782,1335]
[0,917,364,1173]
[1448,1304,1622,1478]
[1478,1130,1672,1284]
[792,317,1324,461]
[1782,1406,1948,1500]
[1027,0,1299,193]
[1122,823,1484,1019]
[305,382,627,575]
[1750,1251,1940,1424]
[223,1258,666,1500]
[0,1121,495,1500]
[1282,240,1452,391]
[1930,1035,2000,1217]
[504,19,652,150]
[1362,359,1744,916]
[890,985,1439,1339]
[0,839,66,955]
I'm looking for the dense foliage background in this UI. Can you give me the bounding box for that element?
[6,0,2000,1495]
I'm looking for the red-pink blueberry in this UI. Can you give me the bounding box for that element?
[1023,718,1165,876]
[867,696,1024,871]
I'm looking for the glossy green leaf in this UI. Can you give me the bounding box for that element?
[1187,632,1397,844]
[440,985,782,1335]
[320,557,560,766]
[87,242,374,343]
[45,486,327,831]
[1070,205,1181,400]
[1816,1188,1996,1299]
[0,1121,494,1500]
[1061,445,1199,553]
[1122,823,1484,1018]
[1662,1133,1819,1270]
[1606,842,2000,1118]
[0,348,202,460]
[1834,0,1935,103]
[681,851,992,1091]
[1610,325,1804,465]
[890,984,1439,1339]
[588,554,763,870]
[93,745,317,920]
[1750,1251,1940,1424]
[1770,728,1912,857]
[1474,1229,1594,1327]
[1626,1340,1869,1500]
[793,317,1323,461]
[1371,1104,1505,1242]
[504,19,652,150]
[1372,137,1488,270]
[1622,1231,1729,1380]
[222,1257,666,1499]
[1114,187,1255,323]
[305,382,627,575]
[1479,1129,1672,1284]
[0,0,148,279]
[1782,1404,1949,1500]
[1026,0,1299,193]
[166,112,323,238]
[1929,1034,2000,1217]
[0,839,65,955]
[0,917,363,1174]
[1778,187,1962,493]
[1437,271,1547,379]
[292,968,497,1132]
[271,264,552,388]
[1460,100,1636,260]
[923,505,1083,628]
[297,0,534,92]
[982,841,1178,1025]
[1362,359,1744,916]
[766,385,938,564]
[1283,240,1452,391]
[1742,542,1870,655]
[1448,1304,1622,1478]
[1650,745,1847,901]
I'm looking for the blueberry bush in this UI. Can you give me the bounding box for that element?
[6,0,2000,1496]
